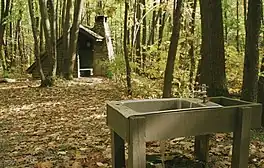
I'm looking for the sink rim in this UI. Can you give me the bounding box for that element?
[107,98,224,117]
[107,97,262,118]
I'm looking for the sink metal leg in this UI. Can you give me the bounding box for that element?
[111,130,125,168]
[231,107,251,168]
[128,116,146,168]
[194,135,210,163]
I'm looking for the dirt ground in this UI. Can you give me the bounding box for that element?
[0,78,264,168]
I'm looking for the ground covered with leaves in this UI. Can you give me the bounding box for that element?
[0,78,264,168]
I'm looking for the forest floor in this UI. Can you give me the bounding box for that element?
[0,77,264,168]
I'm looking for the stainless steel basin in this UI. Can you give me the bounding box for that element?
[114,98,222,115]
[107,97,262,168]
[107,97,262,141]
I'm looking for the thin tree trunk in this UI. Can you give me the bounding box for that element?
[58,0,63,37]
[39,19,45,54]
[47,0,57,77]
[244,0,247,30]
[162,0,183,98]
[39,0,56,86]
[8,0,13,69]
[14,15,21,67]
[56,0,60,39]
[148,0,157,45]
[241,0,261,102]
[0,0,11,75]
[258,56,264,125]
[195,59,201,84]
[158,0,167,48]
[4,31,9,70]
[189,0,197,87]
[236,0,240,53]
[142,0,147,71]
[61,0,66,32]
[124,0,132,95]
[63,0,72,77]
[21,30,26,65]
[18,25,23,72]
[28,0,46,84]
[223,0,228,43]
[66,0,83,80]
[135,0,141,73]
[8,23,13,70]
[258,0,264,126]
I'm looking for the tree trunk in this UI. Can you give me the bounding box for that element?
[241,0,261,102]
[258,56,264,125]
[47,0,57,78]
[148,0,157,45]
[162,0,183,98]
[223,0,228,43]
[21,30,26,65]
[243,0,247,30]
[124,0,132,95]
[135,0,141,73]
[63,0,72,77]
[189,0,197,87]
[8,0,13,70]
[157,0,167,48]
[142,0,147,71]
[55,0,59,39]
[236,0,240,53]
[39,19,45,54]
[0,0,11,75]
[258,57,264,124]
[28,0,46,84]
[61,0,66,33]
[14,13,22,68]
[16,16,23,71]
[38,0,56,86]
[199,0,229,96]
[66,0,83,80]
[131,0,137,47]
[258,0,264,126]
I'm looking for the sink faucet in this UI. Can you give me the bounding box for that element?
[192,84,208,103]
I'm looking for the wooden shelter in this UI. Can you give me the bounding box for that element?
[26,16,114,78]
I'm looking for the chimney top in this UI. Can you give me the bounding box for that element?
[95,15,107,23]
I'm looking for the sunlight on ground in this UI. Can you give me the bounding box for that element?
[0,101,62,114]
[0,78,264,167]
[0,85,32,90]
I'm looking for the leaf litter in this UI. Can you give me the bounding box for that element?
[0,78,264,168]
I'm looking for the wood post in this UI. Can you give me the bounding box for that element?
[231,107,252,168]
[194,134,210,163]
[111,130,125,168]
[128,116,146,168]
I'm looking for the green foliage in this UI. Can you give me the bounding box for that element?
[225,45,244,93]
[107,54,127,84]
[142,44,167,79]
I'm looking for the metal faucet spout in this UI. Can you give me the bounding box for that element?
[192,84,208,103]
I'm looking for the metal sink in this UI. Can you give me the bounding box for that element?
[107,97,262,168]
[118,98,221,114]
[107,97,262,141]
[207,96,263,128]
[107,98,223,141]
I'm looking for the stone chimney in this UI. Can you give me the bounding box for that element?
[93,15,107,37]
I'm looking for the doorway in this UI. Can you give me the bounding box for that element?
[78,40,94,77]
